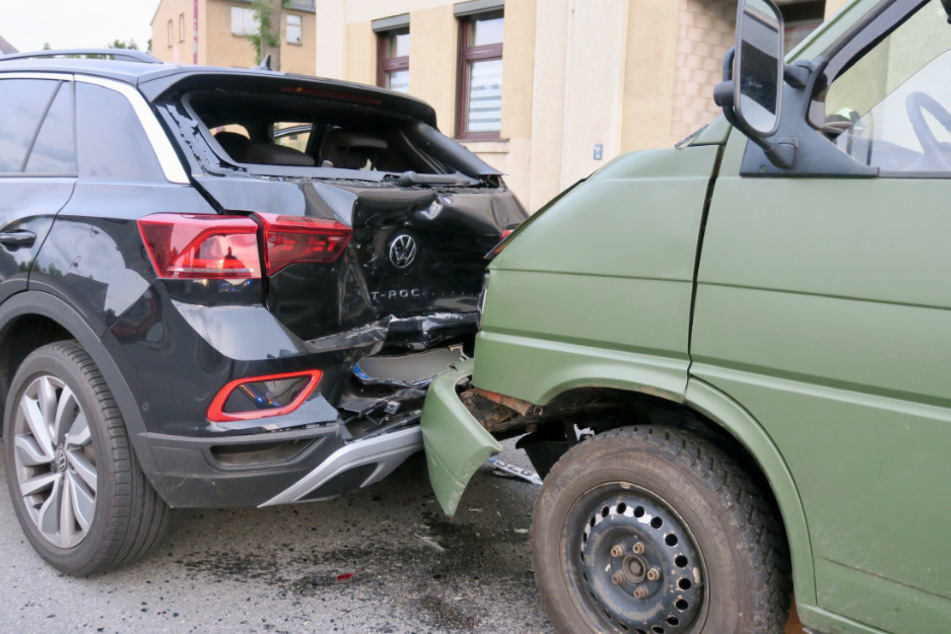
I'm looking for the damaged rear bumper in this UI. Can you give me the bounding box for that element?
[420,359,502,516]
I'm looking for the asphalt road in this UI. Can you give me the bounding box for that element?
[0,439,554,633]
[0,437,809,634]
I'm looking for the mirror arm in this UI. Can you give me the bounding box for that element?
[764,138,797,168]
[783,60,814,88]
[715,78,785,160]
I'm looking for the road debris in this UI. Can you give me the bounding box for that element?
[416,534,447,553]
[486,457,543,486]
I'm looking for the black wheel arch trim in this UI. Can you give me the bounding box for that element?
[0,290,161,482]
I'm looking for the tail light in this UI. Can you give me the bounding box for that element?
[486,228,516,261]
[139,214,261,279]
[207,370,323,422]
[257,213,352,275]
[139,213,353,280]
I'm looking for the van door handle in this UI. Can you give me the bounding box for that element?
[0,230,37,249]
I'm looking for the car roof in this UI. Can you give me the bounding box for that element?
[0,51,439,128]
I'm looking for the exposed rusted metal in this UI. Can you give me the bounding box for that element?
[470,388,534,416]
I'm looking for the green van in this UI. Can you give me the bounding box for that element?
[420,0,951,632]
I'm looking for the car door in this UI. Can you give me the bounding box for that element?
[692,2,951,631]
[0,75,77,303]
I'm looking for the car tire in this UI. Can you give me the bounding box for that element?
[3,341,168,576]
[531,425,790,634]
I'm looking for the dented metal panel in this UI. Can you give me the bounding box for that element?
[420,359,501,516]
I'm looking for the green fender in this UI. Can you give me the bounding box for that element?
[684,376,816,606]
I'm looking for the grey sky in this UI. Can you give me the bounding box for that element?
[1,0,159,53]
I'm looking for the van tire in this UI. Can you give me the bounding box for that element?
[531,425,790,633]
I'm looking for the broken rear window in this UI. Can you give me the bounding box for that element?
[176,84,482,183]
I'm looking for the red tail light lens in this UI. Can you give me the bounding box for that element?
[257,213,352,275]
[487,228,516,261]
[139,214,261,279]
[207,370,323,422]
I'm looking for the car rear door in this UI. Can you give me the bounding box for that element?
[0,75,77,302]
[692,3,951,631]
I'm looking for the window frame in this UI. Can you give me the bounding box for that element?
[167,19,173,47]
[377,27,410,92]
[231,7,255,37]
[286,14,303,46]
[456,10,504,140]
[0,78,77,177]
[179,13,186,43]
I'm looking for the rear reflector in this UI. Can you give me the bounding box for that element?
[139,214,261,279]
[207,370,323,422]
[257,213,352,275]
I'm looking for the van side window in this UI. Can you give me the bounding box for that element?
[818,0,951,174]
[0,79,60,173]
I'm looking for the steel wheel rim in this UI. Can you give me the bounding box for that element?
[564,483,706,634]
[12,374,97,549]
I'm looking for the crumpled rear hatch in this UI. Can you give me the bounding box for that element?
[145,70,525,382]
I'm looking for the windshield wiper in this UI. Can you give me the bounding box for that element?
[395,171,479,187]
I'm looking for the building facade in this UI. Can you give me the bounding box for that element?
[314,0,848,211]
[150,0,316,74]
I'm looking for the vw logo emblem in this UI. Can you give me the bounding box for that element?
[389,234,417,269]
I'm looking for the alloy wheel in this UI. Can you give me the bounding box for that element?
[11,374,98,549]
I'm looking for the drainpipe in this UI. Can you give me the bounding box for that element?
[193,0,199,64]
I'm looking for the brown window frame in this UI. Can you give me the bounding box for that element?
[377,28,409,90]
[456,10,503,140]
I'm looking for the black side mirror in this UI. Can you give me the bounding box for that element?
[714,0,794,167]
[736,0,784,135]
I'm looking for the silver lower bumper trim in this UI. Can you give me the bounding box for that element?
[258,426,423,507]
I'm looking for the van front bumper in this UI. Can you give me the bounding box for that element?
[420,358,502,516]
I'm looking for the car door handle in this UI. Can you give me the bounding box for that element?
[0,230,37,249]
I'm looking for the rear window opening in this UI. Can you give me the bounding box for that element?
[180,87,473,181]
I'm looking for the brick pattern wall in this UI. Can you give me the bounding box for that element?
[671,0,736,143]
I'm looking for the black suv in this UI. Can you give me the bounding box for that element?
[0,49,524,575]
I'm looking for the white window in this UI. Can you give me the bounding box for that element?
[231,7,256,36]
[179,13,186,43]
[287,14,302,45]
[167,19,173,47]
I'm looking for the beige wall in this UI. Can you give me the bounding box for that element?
[465,0,536,206]
[526,0,631,207]
[205,1,256,68]
[151,0,192,64]
[151,0,315,73]
[344,21,376,85]
[621,1,681,153]
[315,0,347,78]
[825,0,851,18]
[670,0,735,143]
[407,6,458,133]
[282,10,317,73]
